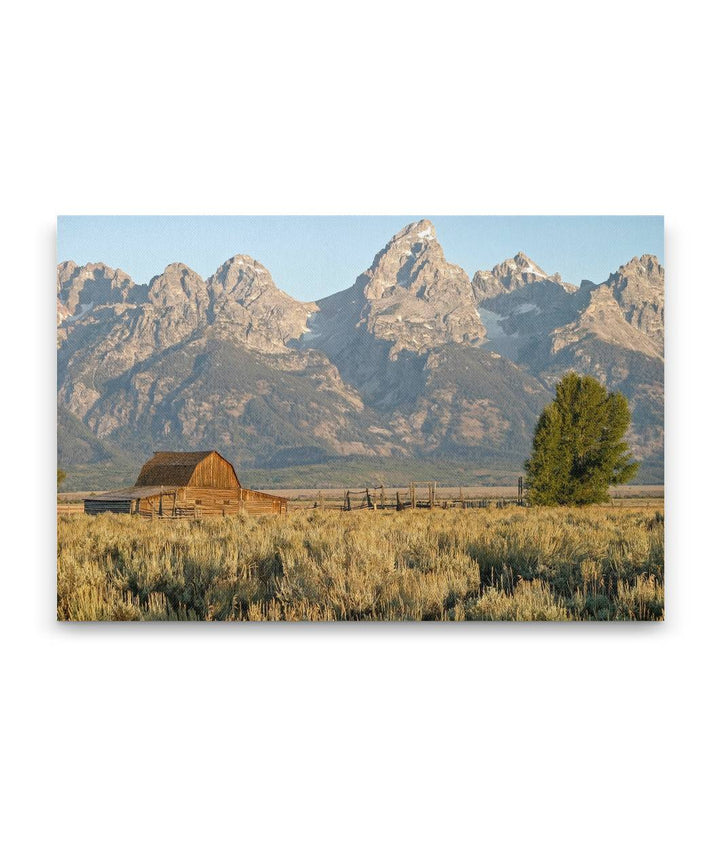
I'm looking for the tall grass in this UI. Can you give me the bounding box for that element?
[57,507,664,621]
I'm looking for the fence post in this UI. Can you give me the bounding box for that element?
[380,485,385,509]
[345,491,350,512]
[410,482,416,509]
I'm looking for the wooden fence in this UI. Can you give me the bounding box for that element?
[313,479,526,512]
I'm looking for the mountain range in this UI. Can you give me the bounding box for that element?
[57,219,664,488]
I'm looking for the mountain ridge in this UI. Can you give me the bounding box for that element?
[57,219,664,486]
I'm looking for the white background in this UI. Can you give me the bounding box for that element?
[1,1,718,853]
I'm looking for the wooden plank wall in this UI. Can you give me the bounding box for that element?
[188,453,239,489]
[84,485,287,518]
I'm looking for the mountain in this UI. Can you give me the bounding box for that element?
[57,256,395,470]
[208,255,317,351]
[57,260,138,313]
[57,220,664,486]
[550,283,662,360]
[472,251,576,301]
[470,250,664,476]
[299,219,490,409]
[57,405,119,466]
[308,219,486,358]
[292,221,551,462]
[473,253,581,365]
[601,254,664,350]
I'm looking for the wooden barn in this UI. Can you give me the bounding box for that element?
[84,451,288,517]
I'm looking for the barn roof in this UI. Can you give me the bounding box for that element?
[134,450,237,487]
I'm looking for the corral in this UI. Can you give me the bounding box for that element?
[83,451,287,517]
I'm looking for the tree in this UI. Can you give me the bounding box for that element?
[525,373,638,505]
[57,469,67,489]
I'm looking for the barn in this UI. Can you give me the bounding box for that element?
[84,451,288,517]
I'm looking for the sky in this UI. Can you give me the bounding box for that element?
[57,215,664,302]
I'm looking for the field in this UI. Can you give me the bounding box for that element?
[57,504,664,621]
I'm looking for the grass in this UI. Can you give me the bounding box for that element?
[56,506,664,621]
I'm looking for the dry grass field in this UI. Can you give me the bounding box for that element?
[57,505,664,621]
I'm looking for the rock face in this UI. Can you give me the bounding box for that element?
[57,261,137,314]
[307,220,485,358]
[349,219,486,356]
[209,255,317,352]
[56,256,378,466]
[57,219,665,481]
[300,220,489,410]
[551,284,662,360]
[473,254,581,366]
[604,254,664,350]
[472,252,576,301]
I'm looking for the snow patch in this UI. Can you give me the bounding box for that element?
[478,307,507,339]
[512,302,539,315]
[66,301,94,323]
[478,306,522,361]
[523,262,545,277]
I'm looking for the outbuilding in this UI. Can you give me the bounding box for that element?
[84,450,288,517]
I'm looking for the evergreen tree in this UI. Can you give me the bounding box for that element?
[525,373,638,505]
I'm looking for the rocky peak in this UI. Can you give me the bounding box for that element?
[603,254,664,348]
[359,219,442,299]
[208,255,317,352]
[498,252,549,280]
[57,260,79,288]
[609,254,664,305]
[347,219,485,356]
[389,218,437,247]
[473,253,572,301]
[551,283,662,359]
[209,255,280,302]
[617,254,663,281]
[57,261,135,315]
[148,263,209,312]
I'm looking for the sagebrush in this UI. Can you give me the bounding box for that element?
[57,506,664,621]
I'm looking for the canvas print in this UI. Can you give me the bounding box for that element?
[57,216,664,621]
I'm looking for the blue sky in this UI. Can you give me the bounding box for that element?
[57,215,664,302]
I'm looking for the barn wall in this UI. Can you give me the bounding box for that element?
[241,488,287,515]
[183,486,241,515]
[181,487,287,516]
[139,495,166,515]
[188,453,240,489]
